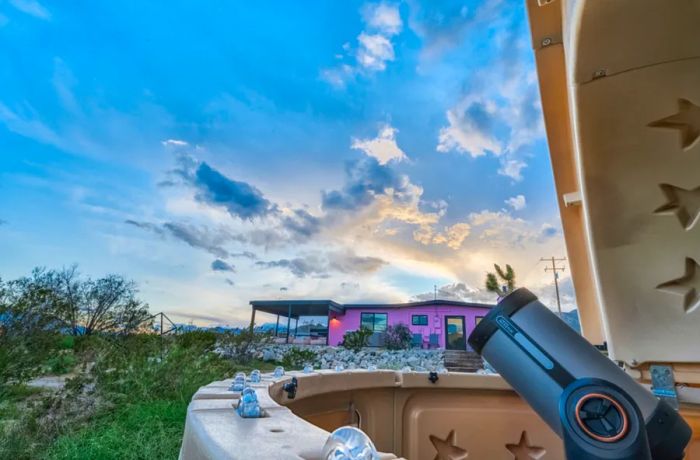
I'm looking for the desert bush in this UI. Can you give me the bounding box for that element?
[45,351,77,375]
[0,266,151,338]
[282,347,317,369]
[341,326,372,352]
[218,329,271,364]
[176,330,218,350]
[385,323,412,350]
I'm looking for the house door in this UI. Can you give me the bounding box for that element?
[445,316,466,350]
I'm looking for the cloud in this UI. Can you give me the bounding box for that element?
[125,219,237,259]
[357,33,395,71]
[408,0,503,58]
[280,208,322,240]
[362,2,403,35]
[322,156,415,211]
[211,259,236,272]
[327,251,387,274]
[230,251,258,260]
[498,159,527,182]
[257,251,387,278]
[434,7,544,182]
[162,222,235,258]
[351,124,407,164]
[174,155,278,220]
[466,210,559,248]
[321,2,402,87]
[413,222,471,250]
[0,60,175,161]
[437,101,502,158]
[9,0,50,20]
[412,282,496,304]
[505,194,526,211]
[162,139,189,147]
[256,255,328,278]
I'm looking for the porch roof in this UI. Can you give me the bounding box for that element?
[344,299,494,309]
[250,298,494,319]
[249,299,345,319]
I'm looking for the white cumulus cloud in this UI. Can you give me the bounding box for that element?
[351,124,407,164]
[363,2,403,36]
[437,104,502,158]
[357,33,395,71]
[322,2,403,87]
[505,194,526,211]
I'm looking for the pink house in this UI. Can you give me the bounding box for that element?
[249,299,494,350]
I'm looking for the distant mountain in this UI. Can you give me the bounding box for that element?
[257,322,288,333]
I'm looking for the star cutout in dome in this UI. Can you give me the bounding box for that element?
[506,431,546,459]
[654,183,700,230]
[429,430,469,460]
[648,98,700,150]
[656,257,700,314]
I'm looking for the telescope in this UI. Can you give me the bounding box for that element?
[468,288,691,460]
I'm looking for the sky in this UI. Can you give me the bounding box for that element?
[0,0,577,326]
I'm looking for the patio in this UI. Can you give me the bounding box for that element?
[249,300,343,345]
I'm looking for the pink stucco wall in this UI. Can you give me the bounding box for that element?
[328,304,492,349]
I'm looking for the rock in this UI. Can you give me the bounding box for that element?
[262,349,276,361]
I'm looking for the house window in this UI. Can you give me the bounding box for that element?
[475,316,484,326]
[361,312,387,332]
[412,314,428,326]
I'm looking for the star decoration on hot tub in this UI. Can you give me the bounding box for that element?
[648,98,700,150]
[654,183,700,230]
[656,257,700,314]
[505,431,546,459]
[429,430,469,460]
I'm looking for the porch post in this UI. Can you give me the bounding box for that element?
[326,309,330,345]
[286,304,292,344]
[249,307,256,332]
[274,314,280,337]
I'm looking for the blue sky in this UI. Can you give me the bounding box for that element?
[0,0,575,326]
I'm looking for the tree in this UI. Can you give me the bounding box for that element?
[0,268,65,341]
[485,263,516,299]
[79,274,150,335]
[0,266,151,337]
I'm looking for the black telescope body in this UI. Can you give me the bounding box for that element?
[468,288,691,460]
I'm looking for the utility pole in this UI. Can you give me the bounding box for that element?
[434,284,437,300]
[541,257,566,317]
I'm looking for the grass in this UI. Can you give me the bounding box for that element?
[0,333,278,459]
[48,400,187,460]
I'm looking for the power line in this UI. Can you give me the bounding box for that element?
[541,257,566,317]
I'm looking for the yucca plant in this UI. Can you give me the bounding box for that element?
[485,263,516,299]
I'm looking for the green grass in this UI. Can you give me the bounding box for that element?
[48,400,187,460]
[0,333,279,460]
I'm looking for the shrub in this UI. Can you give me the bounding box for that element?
[282,347,317,369]
[218,329,271,364]
[45,351,77,375]
[59,336,75,350]
[176,330,218,350]
[341,326,372,352]
[385,323,412,350]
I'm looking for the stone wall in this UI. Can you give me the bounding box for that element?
[218,343,445,371]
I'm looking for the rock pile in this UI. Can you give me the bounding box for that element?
[218,343,445,371]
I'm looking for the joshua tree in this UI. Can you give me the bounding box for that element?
[485,264,516,298]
